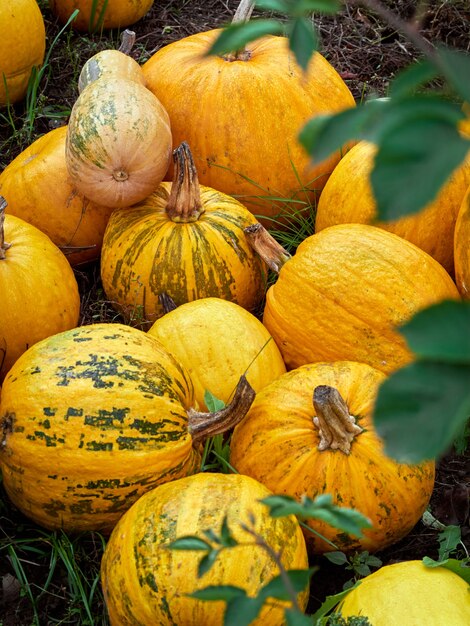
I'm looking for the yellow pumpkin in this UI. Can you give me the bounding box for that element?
[0,201,80,381]
[66,76,172,208]
[49,0,154,32]
[101,473,309,625]
[0,323,255,532]
[247,223,460,373]
[230,361,435,554]
[338,560,470,625]
[148,297,286,409]
[315,141,470,273]
[101,143,267,327]
[0,126,115,266]
[0,0,45,105]
[454,185,470,298]
[142,29,355,224]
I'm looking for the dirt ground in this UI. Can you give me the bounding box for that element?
[0,0,469,623]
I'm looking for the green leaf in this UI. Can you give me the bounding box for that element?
[371,115,470,220]
[310,583,361,622]
[204,390,226,412]
[202,528,222,545]
[365,555,382,568]
[168,536,211,551]
[206,20,284,57]
[399,301,470,363]
[224,596,265,626]
[423,557,470,585]
[288,17,318,70]
[303,506,372,538]
[293,0,341,14]
[353,563,371,577]
[220,515,238,548]
[259,568,314,601]
[324,551,349,566]
[389,60,438,98]
[437,525,462,561]
[255,0,290,12]
[190,585,247,601]
[437,47,470,103]
[285,607,313,626]
[198,550,220,578]
[374,361,470,463]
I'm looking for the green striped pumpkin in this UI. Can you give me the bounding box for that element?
[100,142,267,327]
[101,473,309,625]
[0,323,202,532]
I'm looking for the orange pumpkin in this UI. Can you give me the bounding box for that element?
[66,76,172,208]
[454,185,470,298]
[247,223,460,373]
[0,0,45,105]
[142,29,355,224]
[101,143,267,327]
[230,361,435,554]
[0,200,80,381]
[0,126,115,266]
[49,0,154,32]
[315,141,470,273]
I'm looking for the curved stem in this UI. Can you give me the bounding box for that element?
[232,0,255,24]
[188,375,255,446]
[166,142,204,222]
[0,196,12,260]
[244,223,292,273]
[118,29,136,55]
[312,385,363,455]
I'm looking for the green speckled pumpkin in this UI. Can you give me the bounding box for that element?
[101,142,267,327]
[101,473,309,625]
[230,361,435,554]
[0,323,253,533]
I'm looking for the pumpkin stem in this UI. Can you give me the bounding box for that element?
[0,196,12,260]
[118,29,136,55]
[244,223,292,273]
[158,292,178,314]
[166,142,204,223]
[188,375,255,446]
[223,0,255,62]
[312,385,363,455]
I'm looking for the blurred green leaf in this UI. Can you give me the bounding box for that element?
[168,536,211,551]
[399,300,470,363]
[190,585,246,601]
[256,0,290,11]
[224,596,265,626]
[374,361,470,463]
[288,17,318,70]
[389,60,438,98]
[285,608,313,625]
[198,550,219,578]
[206,20,284,56]
[220,516,238,547]
[259,568,314,601]
[437,47,470,102]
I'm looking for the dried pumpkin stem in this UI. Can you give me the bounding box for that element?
[118,29,136,55]
[188,375,255,445]
[166,142,204,222]
[158,292,178,314]
[223,0,255,62]
[0,196,12,260]
[244,223,292,273]
[312,385,363,455]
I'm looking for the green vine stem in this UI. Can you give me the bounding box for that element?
[313,385,363,455]
[166,142,205,223]
[188,375,255,446]
[0,196,12,260]
[244,223,292,273]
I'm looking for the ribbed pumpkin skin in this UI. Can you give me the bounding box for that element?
[49,0,154,32]
[263,224,460,373]
[0,126,115,266]
[101,473,309,625]
[0,215,80,381]
[66,77,172,208]
[315,141,470,273]
[230,362,435,554]
[142,30,355,222]
[339,560,470,625]
[0,323,200,532]
[78,50,146,93]
[454,186,470,298]
[101,188,267,326]
[148,298,286,409]
[0,0,45,105]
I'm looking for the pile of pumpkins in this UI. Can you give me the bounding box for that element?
[1,1,469,624]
